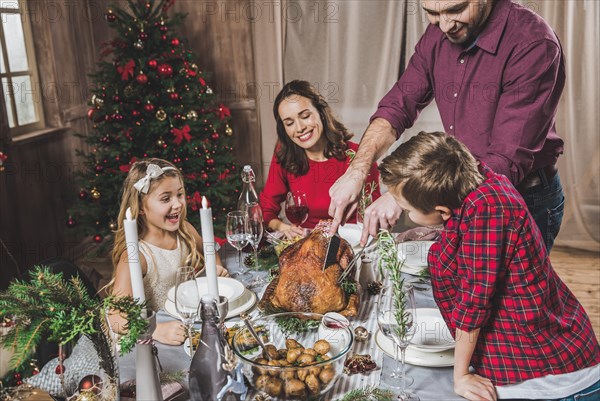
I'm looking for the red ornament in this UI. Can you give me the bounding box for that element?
[139,32,148,41]
[157,64,173,77]
[171,38,180,47]
[113,95,121,102]
[160,25,168,33]
[95,164,104,173]
[169,92,179,100]
[132,110,141,117]
[136,73,148,84]
[147,59,158,69]
[79,190,88,200]
[104,10,116,22]
[78,375,103,394]
[206,158,215,166]
[200,173,209,180]
[93,235,103,243]
[66,217,76,228]
[14,373,21,380]
[161,35,167,41]
[205,182,211,187]
[211,132,219,140]
[55,364,65,375]
[114,113,123,121]
[144,103,155,112]
[87,108,103,122]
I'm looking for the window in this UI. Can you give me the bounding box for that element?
[0,0,44,137]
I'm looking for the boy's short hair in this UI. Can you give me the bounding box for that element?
[379,131,484,213]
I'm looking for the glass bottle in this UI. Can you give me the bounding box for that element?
[189,296,230,401]
[237,165,259,211]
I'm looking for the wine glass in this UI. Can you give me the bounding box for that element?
[378,284,419,400]
[245,202,265,289]
[285,191,309,226]
[174,266,200,359]
[226,211,251,279]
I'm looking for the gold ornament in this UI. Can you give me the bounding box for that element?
[156,138,165,146]
[91,188,101,199]
[91,94,103,107]
[225,124,233,136]
[155,109,167,121]
[109,221,117,230]
[354,326,370,342]
[166,86,175,93]
[186,110,198,120]
[206,86,213,95]
[133,40,143,50]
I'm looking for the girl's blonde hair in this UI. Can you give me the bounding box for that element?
[108,158,203,292]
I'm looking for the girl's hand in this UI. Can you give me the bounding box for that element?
[454,372,497,401]
[152,321,187,345]
[217,264,230,277]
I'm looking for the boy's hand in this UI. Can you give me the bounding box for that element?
[280,224,305,240]
[454,372,497,401]
[216,264,230,277]
[153,321,187,346]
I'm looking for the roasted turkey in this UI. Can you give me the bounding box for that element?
[259,222,360,317]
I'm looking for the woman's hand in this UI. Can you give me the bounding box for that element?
[454,372,497,401]
[152,321,187,345]
[280,224,305,239]
[216,264,230,277]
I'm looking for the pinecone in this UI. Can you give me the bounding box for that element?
[367,280,383,295]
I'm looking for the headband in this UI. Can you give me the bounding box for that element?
[133,164,177,194]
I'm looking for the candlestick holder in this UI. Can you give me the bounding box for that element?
[136,310,163,401]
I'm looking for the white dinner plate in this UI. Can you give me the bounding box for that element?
[167,277,245,306]
[375,330,454,367]
[397,241,435,268]
[338,224,362,249]
[410,308,455,352]
[165,289,257,321]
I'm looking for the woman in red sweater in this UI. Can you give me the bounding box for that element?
[260,80,381,239]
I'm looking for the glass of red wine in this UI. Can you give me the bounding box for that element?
[285,191,309,226]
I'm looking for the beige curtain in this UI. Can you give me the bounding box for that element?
[282,0,404,140]
[527,0,600,251]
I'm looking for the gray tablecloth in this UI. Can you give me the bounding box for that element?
[119,244,462,401]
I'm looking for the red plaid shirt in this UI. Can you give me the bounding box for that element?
[429,163,600,385]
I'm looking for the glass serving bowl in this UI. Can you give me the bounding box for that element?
[231,312,354,400]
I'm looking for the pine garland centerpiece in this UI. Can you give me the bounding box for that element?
[0,266,148,389]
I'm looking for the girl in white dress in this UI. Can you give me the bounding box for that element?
[107,158,228,345]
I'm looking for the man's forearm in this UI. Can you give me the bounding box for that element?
[350,118,397,177]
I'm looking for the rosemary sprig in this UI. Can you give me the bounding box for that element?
[376,230,410,338]
[336,385,395,401]
[275,316,320,337]
[340,279,357,295]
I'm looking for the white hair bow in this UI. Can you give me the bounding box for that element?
[133,164,176,194]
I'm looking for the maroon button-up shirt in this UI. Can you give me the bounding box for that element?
[372,0,565,185]
[428,163,599,385]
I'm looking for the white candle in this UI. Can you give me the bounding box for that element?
[200,196,219,301]
[124,207,146,304]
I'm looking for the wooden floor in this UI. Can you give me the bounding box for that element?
[550,246,600,341]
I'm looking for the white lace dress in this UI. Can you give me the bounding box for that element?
[139,236,190,311]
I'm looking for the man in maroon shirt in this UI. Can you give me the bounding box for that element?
[328,0,565,251]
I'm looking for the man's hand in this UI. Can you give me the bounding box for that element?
[328,168,367,234]
[454,372,497,401]
[359,192,402,244]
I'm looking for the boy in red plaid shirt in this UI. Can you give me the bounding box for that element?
[379,132,599,401]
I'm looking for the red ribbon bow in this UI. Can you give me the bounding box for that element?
[119,156,137,173]
[117,59,135,81]
[217,104,231,120]
[171,125,192,145]
[187,191,203,212]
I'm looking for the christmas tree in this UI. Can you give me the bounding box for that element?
[69,0,238,247]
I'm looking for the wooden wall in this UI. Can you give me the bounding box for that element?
[1,0,261,289]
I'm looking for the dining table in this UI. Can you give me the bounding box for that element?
[118,242,463,401]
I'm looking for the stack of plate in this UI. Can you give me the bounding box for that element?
[397,240,435,275]
[338,224,363,251]
[164,277,256,320]
[375,307,455,367]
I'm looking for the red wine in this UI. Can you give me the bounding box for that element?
[285,205,309,225]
